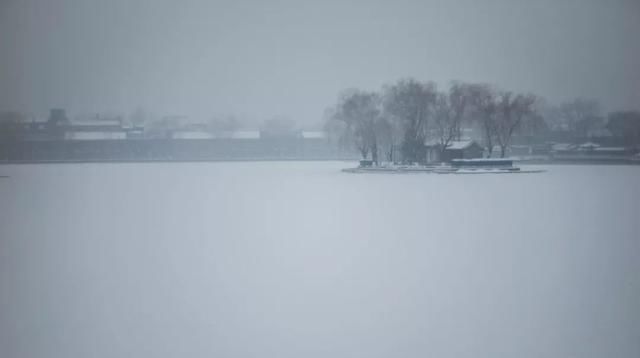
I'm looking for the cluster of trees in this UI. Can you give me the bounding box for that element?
[607,111,640,146]
[539,98,604,138]
[0,111,28,141]
[527,99,640,149]
[325,79,538,163]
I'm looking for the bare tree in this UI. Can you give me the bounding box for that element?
[383,79,437,164]
[494,92,537,157]
[431,82,471,158]
[0,111,27,142]
[560,98,601,137]
[468,84,499,157]
[607,111,640,146]
[575,115,604,138]
[323,107,350,148]
[375,114,403,163]
[332,90,381,163]
[516,112,548,138]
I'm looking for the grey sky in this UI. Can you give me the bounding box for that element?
[1,0,639,123]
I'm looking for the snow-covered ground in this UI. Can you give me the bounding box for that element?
[1,162,639,358]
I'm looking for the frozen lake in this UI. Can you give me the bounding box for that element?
[1,161,639,358]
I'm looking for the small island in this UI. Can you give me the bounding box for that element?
[343,157,545,175]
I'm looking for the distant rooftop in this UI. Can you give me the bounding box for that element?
[70,119,122,127]
[172,131,214,139]
[424,139,476,149]
[446,140,478,150]
[579,142,600,149]
[228,130,260,139]
[65,132,126,140]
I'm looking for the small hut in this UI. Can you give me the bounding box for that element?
[426,140,484,163]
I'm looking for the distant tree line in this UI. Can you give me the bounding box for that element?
[324,78,640,164]
[325,79,538,163]
[2,82,640,153]
[0,111,28,141]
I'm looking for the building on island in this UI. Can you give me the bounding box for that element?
[425,140,484,163]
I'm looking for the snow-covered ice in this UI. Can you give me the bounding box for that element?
[1,161,639,358]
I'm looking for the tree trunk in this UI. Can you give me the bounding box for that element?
[500,145,506,158]
[371,143,378,165]
[360,147,369,160]
[484,128,493,158]
[486,144,493,158]
[439,146,447,163]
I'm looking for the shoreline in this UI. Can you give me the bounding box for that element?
[0,157,357,165]
[0,157,639,166]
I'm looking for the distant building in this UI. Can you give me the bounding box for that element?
[48,109,70,127]
[578,142,600,151]
[227,130,260,139]
[69,119,122,132]
[551,143,577,153]
[65,132,127,140]
[172,131,214,139]
[64,117,127,140]
[592,147,630,156]
[169,129,264,140]
[531,143,553,155]
[19,120,50,141]
[124,125,145,139]
[426,140,484,163]
[46,109,71,139]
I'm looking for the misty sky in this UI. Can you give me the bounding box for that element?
[1,0,639,123]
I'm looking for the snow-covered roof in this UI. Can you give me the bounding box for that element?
[230,130,260,139]
[302,131,326,139]
[122,125,144,130]
[172,131,214,139]
[172,130,261,139]
[579,142,600,149]
[70,120,121,127]
[447,140,479,150]
[452,158,513,162]
[65,131,126,140]
[594,147,626,152]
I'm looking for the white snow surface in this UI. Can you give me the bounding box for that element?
[0,161,639,358]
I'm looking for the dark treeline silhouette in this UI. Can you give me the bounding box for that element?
[2,79,640,164]
[325,78,640,164]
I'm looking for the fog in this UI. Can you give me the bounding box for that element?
[1,162,639,357]
[2,1,640,356]
[1,0,639,122]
